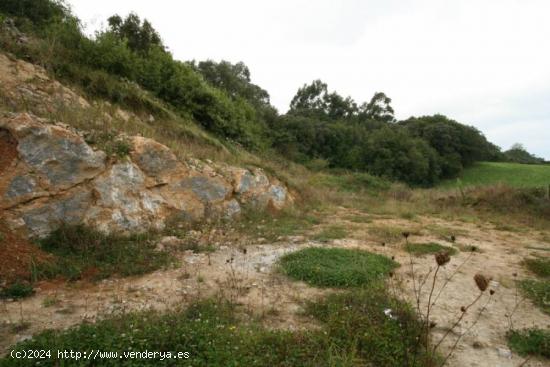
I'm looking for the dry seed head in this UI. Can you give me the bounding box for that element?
[474,274,489,292]
[402,232,410,239]
[460,306,466,313]
[435,251,451,266]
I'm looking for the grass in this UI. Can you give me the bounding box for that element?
[439,162,550,189]
[279,247,398,288]
[33,225,173,282]
[368,224,422,243]
[238,208,320,242]
[507,328,550,359]
[344,214,372,223]
[405,243,458,256]
[519,279,550,315]
[311,225,347,242]
[524,257,550,278]
[3,287,434,367]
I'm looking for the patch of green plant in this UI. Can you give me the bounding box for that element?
[34,225,172,281]
[439,162,550,189]
[524,257,550,278]
[0,281,34,300]
[84,131,131,158]
[519,279,550,314]
[405,243,458,256]
[4,288,434,366]
[311,225,347,242]
[239,208,320,242]
[42,296,60,308]
[368,224,422,243]
[279,247,398,288]
[306,283,433,366]
[507,328,550,358]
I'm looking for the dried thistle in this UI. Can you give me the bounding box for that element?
[435,251,451,266]
[402,231,410,239]
[490,289,495,295]
[460,306,466,313]
[474,274,489,292]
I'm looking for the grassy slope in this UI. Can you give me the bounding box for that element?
[439,162,550,189]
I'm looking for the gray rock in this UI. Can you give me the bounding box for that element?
[179,176,229,203]
[17,125,105,188]
[6,175,38,199]
[21,191,91,237]
[223,199,241,219]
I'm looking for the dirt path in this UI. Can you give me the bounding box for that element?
[1,208,550,366]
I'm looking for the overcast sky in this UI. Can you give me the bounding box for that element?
[67,0,550,159]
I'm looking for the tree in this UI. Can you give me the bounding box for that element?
[359,92,395,123]
[106,13,163,53]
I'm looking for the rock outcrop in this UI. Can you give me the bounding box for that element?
[0,113,292,238]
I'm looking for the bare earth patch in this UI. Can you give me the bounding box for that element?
[1,207,550,367]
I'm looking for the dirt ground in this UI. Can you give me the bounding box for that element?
[1,207,550,367]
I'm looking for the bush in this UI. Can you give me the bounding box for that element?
[0,281,34,300]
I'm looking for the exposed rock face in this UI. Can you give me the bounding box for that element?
[0,113,293,238]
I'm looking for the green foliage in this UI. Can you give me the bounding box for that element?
[439,162,550,189]
[279,247,398,287]
[307,284,432,366]
[400,114,500,178]
[405,243,458,256]
[504,143,545,164]
[35,225,172,281]
[3,289,433,366]
[0,0,69,28]
[507,328,550,358]
[312,225,347,242]
[525,257,550,278]
[519,279,550,315]
[0,281,34,300]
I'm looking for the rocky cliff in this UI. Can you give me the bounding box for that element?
[0,113,292,238]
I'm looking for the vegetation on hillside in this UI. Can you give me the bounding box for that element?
[2,0,543,187]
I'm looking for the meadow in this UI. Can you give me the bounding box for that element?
[439,162,550,189]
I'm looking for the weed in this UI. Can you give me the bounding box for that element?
[42,296,60,308]
[507,328,550,358]
[0,282,34,300]
[311,225,347,243]
[34,225,172,281]
[5,291,435,366]
[405,243,458,256]
[524,257,550,278]
[368,224,422,243]
[519,279,550,314]
[306,283,434,366]
[279,247,397,288]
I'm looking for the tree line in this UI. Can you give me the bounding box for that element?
[0,0,543,186]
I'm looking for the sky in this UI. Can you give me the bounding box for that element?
[67,0,550,159]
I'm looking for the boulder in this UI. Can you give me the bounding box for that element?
[0,113,292,238]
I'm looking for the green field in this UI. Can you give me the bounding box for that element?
[439,162,550,189]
